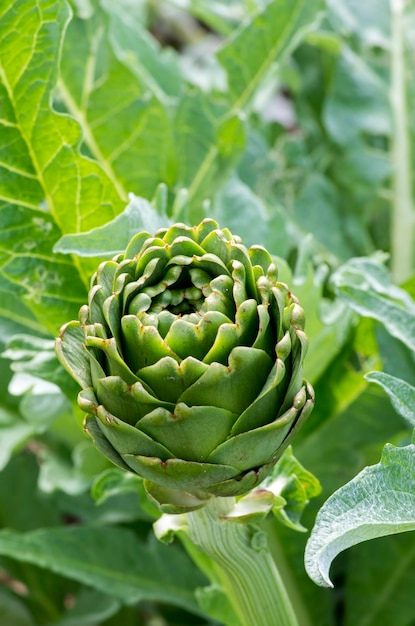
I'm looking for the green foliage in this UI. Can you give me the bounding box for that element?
[1,0,415,624]
[0,527,207,614]
[305,436,415,587]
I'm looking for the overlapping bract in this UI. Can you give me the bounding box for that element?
[56,219,313,501]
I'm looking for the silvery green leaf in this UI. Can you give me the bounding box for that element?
[365,371,415,426]
[331,257,415,353]
[305,438,415,587]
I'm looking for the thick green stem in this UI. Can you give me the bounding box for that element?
[390,0,415,283]
[185,497,300,626]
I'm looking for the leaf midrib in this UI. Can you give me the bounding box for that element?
[57,77,128,204]
[0,529,199,608]
[187,0,315,205]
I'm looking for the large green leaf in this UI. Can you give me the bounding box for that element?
[291,252,355,385]
[0,201,86,334]
[323,46,390,146]
[54,193,171,258]
[0,525,207,617]
[173,93,246,219]
[306,372,415,592]
[58,2,177,202]
[102,2,182,101]
[0,0,122,233]
[216,0,323,112]
[0,278,46,337]
[0,0,124,332]
[305,438,415,587]
[332,256,415,353]
[262,376,406,626]
[180,0,324,214]
[293,174,355,260]
[213,174,291,255]
[327,0,390,45]
[365,371,415,427]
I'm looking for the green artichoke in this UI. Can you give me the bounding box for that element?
[56,219,313,503]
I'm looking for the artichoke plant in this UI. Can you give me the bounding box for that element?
[56,219,313,505]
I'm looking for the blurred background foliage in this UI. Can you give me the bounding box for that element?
[1,0,415,624]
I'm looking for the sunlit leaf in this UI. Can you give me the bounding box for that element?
[54,193,171,258]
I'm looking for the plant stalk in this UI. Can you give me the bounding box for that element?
[185,497,300,626]
[390,0,415,283]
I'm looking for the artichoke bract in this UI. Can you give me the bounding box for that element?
[56,219,314,501]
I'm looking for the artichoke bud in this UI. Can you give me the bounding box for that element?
[56,219,314,508]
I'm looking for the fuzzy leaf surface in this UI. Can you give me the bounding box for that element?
[305,440,415,587]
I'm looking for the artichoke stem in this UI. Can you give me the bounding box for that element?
[185,497,300,626]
